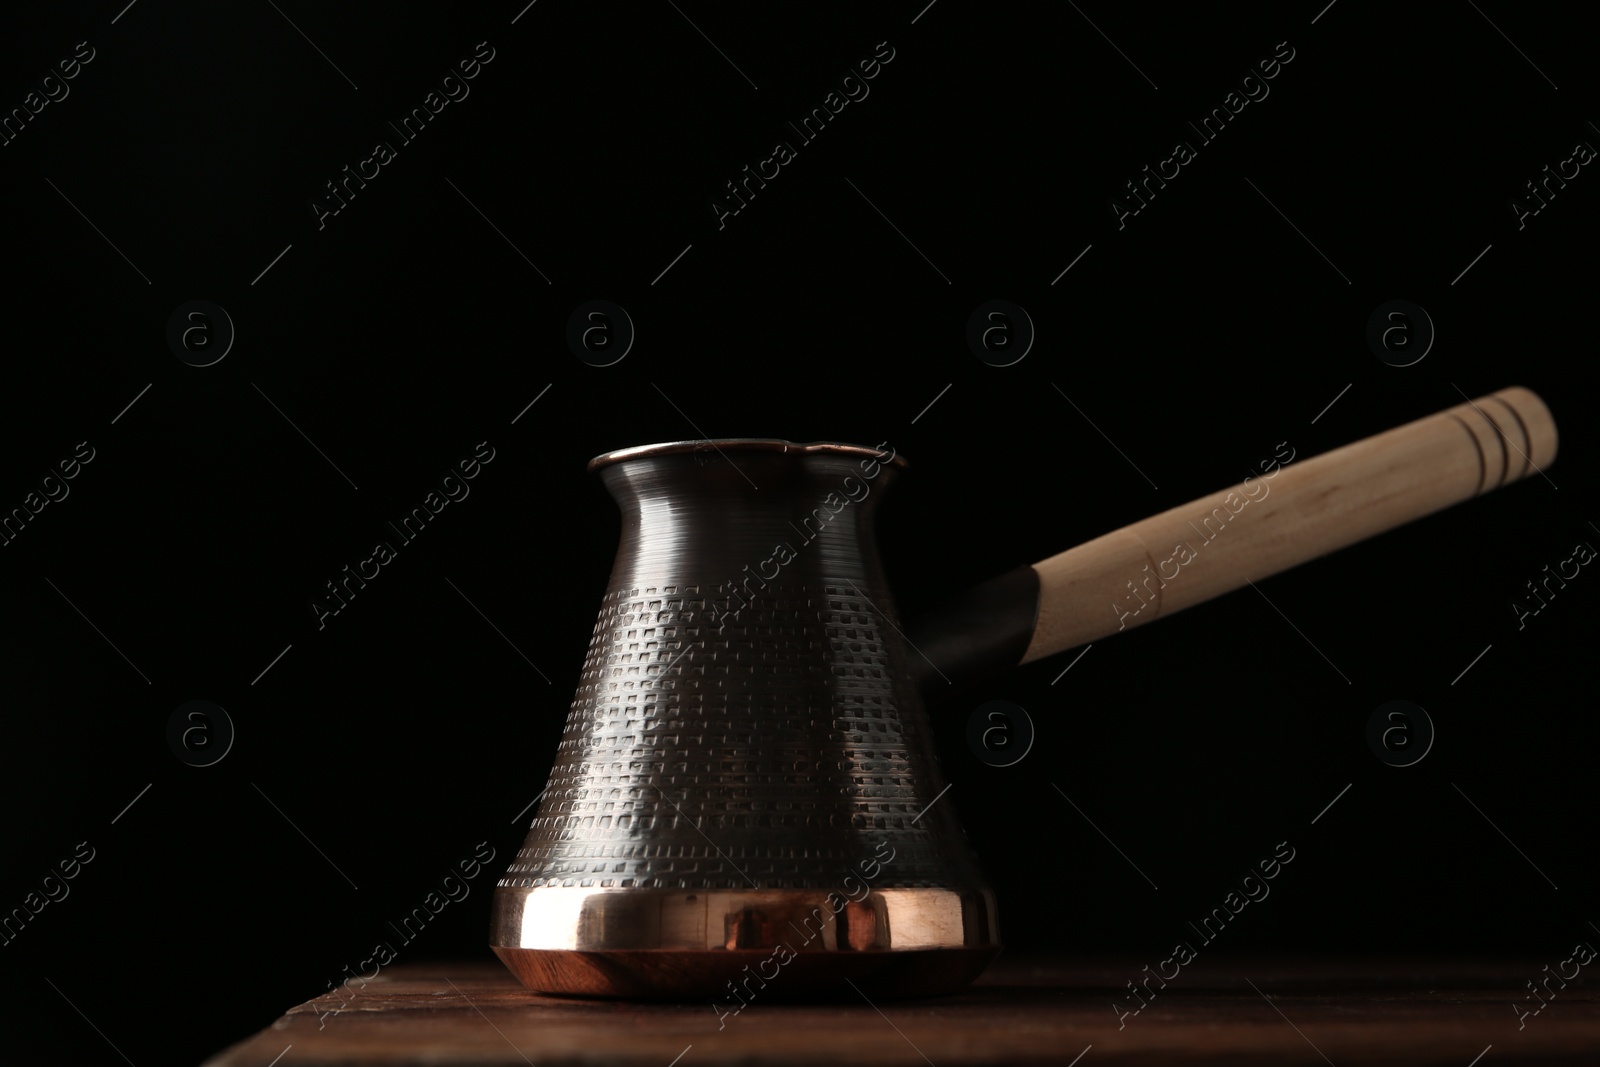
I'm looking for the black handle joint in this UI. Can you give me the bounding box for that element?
[904,564,1040,700]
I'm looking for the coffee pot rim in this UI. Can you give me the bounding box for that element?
[587,438,907,474]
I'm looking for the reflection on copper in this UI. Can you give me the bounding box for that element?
[490,885,1000,998]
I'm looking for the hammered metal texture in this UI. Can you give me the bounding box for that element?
[499,445,987,893]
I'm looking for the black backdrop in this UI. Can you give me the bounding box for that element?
[2,2,1596,1063]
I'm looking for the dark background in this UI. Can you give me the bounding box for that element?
[2,1,1595,1063]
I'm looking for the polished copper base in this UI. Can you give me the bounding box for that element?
[490,885,1001,999]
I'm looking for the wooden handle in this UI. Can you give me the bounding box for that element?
[1020,386,1557,663]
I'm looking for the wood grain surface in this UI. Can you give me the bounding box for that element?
[203,954,1599,1065]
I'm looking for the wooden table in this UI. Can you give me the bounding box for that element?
[204,955,1599,1065]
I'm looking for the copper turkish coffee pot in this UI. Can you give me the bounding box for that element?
[489,387,1556,999]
